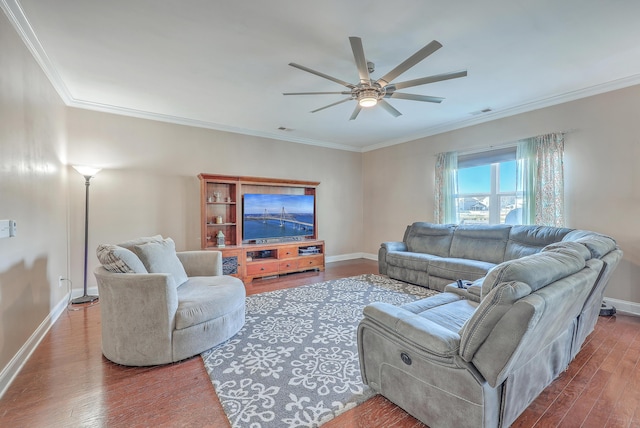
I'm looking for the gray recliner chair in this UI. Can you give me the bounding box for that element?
[94,236,246,366]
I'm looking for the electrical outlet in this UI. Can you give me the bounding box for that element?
[58,276,64,288]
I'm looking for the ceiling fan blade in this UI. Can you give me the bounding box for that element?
[393,70,468,90]
[289,63,356,89]
[376,40,443,86]
[349,104,362,120]
[378,99,402,117]
[388,92,444,103]
[283,91,352,95]
[349,36,370,84]
[310,97,352,113]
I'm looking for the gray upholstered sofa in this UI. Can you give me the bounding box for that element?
[381,222,607,291]
[94,235,246,366]
[361,223,621,427]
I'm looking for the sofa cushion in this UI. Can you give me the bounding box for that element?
[405,222,456,257]
[542,241,592,260]
[133,238,188,287]
[175,275,246,330]
[504,225,573,261]
[386,251,442,271]
[562,230,617,259]
[96,244,148,274]
[459,281,533,361]
[402,295,478,333]
[481,248,586,298]
[428,257,495,281]
[449,224,511,264]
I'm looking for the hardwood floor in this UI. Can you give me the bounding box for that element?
[0,258,638,427]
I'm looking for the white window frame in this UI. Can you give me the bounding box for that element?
[456,147,518,225]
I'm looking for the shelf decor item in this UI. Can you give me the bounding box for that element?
[217,230,225,247]
[71,165,101,304]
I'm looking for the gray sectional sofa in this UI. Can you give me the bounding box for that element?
[362,222,622,427]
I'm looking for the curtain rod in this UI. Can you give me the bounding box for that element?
[449,129,577,157]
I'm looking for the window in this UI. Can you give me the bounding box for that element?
[435,133,564,226]
[456,147,520,225]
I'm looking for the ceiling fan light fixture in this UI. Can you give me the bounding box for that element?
[358,89,378,107]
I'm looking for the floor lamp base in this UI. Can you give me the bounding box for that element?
[71,294,99,304]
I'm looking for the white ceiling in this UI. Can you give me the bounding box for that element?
[4,0,640,151]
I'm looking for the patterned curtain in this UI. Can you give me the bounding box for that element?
[434,151,458,224]
[516,140,536,225]
[516,133,565,226]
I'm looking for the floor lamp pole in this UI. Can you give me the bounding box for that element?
[72,169,99,304]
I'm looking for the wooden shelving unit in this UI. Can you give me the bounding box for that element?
[200,175,240,248]
[198,174,324,283]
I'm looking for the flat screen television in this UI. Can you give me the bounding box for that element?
[243,193,315,242]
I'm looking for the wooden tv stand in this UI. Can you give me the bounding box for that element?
[216,240,325,283]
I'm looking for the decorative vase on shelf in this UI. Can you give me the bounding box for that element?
[216,230,225,247]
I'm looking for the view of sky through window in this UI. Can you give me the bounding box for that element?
[458,161,516,193]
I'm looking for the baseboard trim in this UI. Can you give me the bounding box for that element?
[604,297,640,317]
[0,293,70,399]
[326,252,377,263]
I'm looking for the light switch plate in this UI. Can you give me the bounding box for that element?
[0,220,16,238]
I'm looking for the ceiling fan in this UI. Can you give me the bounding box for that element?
[284,36,467,120]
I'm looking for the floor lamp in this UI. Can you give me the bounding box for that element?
[71,165,101,304]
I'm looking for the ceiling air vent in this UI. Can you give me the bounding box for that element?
[470,108,493,116]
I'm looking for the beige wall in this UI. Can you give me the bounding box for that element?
[363,84,640,304]
[0,14,69,373]
[65,108,365,291]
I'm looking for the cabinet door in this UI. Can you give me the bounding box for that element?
[222,255,239,275]
[219,248,243,277]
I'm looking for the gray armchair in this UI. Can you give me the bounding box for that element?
[94,236,245,366]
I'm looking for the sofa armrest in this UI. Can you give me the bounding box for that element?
[379,241,408,275]
[381,241,408,252]
[444,282,482,302]
[363,302,461,357]
[176,251,223,277]
[94,267,179,365]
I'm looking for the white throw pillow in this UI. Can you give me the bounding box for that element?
[133,238,188,287]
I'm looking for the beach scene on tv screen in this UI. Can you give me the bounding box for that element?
[243,194,314,240]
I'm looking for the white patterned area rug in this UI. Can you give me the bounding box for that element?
[201,273,438,428]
